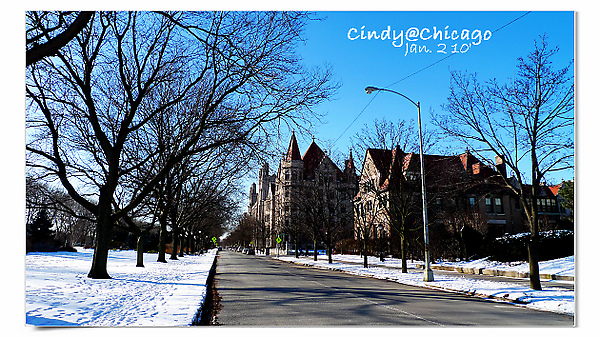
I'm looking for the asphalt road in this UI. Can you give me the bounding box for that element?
[214,250,574,326]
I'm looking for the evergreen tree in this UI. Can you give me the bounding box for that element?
[28,209,57,251]
[29,209,54,240]
[558,181,574,214]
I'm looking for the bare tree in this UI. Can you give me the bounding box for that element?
[26,11,94,67]
[26,176,97,248]
[225,213,256,248]
[353,177,383,268]
[373,148,422,272]
[351,119,431,272]
[433,36,574,290]
[26,11,336,278]
[351,117,437,168]
[294,159,353,263]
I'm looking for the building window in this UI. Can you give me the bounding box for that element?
[468,197,476,207]
[485,197,493,213]
[486,196,504,214]
[405,172,419,181]
[495,197,504,214]
[537,198,557,213]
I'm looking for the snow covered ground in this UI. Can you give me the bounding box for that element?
[24,247,573,328]
[25,247,217,326]
[296,253,574,279]
[274,254,575,316]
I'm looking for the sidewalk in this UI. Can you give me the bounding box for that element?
[286,253,574,282]
[417,263,574,281]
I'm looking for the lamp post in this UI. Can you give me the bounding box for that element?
[365,86,434,282]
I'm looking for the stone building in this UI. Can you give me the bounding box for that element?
[353,146,545,241]
[248,133,358,251]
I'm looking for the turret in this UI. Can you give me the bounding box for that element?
[285,131,302,161]
[249,183,257,212]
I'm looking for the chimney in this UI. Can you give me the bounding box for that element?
[472,163,480,175]
[495,155,507,178]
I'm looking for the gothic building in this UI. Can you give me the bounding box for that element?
[355,147,505,239]
[248,133,358,250]
[353,146,565,243]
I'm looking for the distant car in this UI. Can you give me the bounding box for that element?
[246,248,255,255]
[242,248,248,254]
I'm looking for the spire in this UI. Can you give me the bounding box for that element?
[285,131,302,161]
[345,149,355,172]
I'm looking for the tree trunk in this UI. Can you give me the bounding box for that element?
[528,203,542,290]
[189,235,195,255]
[401,234,408,273]
[458,228,467,261]
[528,236,542,290]
[170,231,178,260]
[136,233,144,268]
[87,213,112,279]
[294,234,299,259]
[178,233,185,257]
[157,216,168,263]
[528,151,542,291]
[327,235,333,264]
[363,238,368,268]
[313,238,318,261]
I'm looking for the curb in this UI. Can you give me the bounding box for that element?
[274,258,528,306]
[191,251,219,326]
[274,257,574,316]
[416,263,574,282]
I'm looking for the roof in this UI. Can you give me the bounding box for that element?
[285,132,302,161]
[364,148,393,185]
[521,184,559,198]
[302,141,326,179]
[366,149,393,174]
[362,148,498,192]
[549,184,561,196]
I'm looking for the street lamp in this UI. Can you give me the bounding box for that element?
[365,86,434,282]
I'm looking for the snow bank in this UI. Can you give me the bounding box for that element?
[26,248,217,326]
[435,255,575,277]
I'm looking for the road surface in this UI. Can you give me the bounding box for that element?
[214,250,573,326]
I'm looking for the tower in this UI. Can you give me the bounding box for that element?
[249,183,257,212]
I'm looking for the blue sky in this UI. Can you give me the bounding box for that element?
[283,11,575,184]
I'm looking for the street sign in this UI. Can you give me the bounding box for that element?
[212,237,217,243]
[276,236,282,244]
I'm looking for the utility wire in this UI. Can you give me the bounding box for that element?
[332,91,380,145]
[332,11,532,146]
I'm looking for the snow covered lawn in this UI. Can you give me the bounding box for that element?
[274,254,575,316]
[435,255,575,278]
[26,248,217,326]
